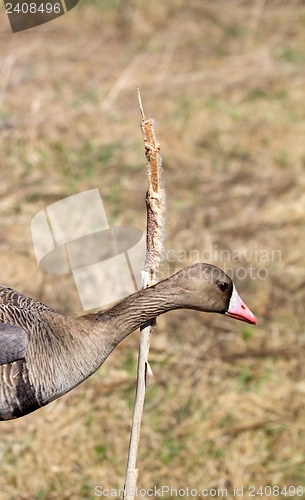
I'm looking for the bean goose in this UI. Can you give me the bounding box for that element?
[0,263,256,420]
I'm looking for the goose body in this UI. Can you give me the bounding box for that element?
[0,263,256,420]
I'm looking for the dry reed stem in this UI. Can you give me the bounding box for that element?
[101,53,147,111]
[247,0,267,45]
[0,55,16,109]
[123,89,165,500]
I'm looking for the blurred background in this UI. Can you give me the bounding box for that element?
[1,0,305,498]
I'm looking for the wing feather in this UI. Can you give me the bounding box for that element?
[0,323,26,364]
[0,285,56,366]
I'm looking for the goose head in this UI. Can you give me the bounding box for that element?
[169,263,256,324]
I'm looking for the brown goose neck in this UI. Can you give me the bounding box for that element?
[93,279,181,345]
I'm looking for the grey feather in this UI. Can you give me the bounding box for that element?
[0,323,27,365]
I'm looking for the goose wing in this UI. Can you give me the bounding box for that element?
[0,323,26,364]
[0,285,55,366]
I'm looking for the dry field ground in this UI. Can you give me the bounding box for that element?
[1,0,305,498]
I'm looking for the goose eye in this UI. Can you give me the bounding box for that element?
[218,282,229,292]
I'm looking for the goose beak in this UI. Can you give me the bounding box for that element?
[225,285,256,325]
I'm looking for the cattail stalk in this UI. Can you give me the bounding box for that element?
[123,89,165,500]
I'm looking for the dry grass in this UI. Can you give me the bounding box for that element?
[0,0,305,498]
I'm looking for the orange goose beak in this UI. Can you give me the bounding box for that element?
[225,285,256,325]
